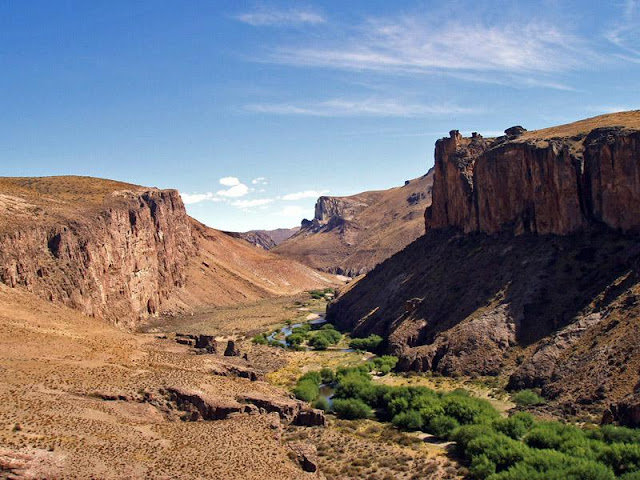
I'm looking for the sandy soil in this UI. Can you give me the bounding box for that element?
[0,285,318,479]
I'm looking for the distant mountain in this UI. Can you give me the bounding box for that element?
[225,227,300,250]
[273,171,434,276]
[0,176,332,327]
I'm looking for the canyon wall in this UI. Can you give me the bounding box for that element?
[427,127,640,234]
[0,188,196,327]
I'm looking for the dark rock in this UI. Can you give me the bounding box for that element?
[294,408,327,427]
[289,443,319,473]
[224,340,240,356]
[504,126,527,137]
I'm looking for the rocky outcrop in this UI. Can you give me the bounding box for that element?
[427,126,640,235]
[328,112,640,418]
[275,172,434,276]
[163,387,250,421]
[288,443,319,473]
[0,188,196,327]
[237,393,327,427]
[604,393,640,427]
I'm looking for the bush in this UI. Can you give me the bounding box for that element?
[349,334,383,352]
[371,355,398,375]
[428,415,460,437]
[392,410,423,431]
[293,380,319,402]
[512,389,545,407]
[332,398,372,419]
[252,333,268,345]
[286,333,305,346]
[313,397,330,411]
[308,334,330,350]
[320,367,335,384]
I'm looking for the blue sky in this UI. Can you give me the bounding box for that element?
[1,0,638,231]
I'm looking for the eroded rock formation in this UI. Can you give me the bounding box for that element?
[0,188,195,327]
[427,126,640,235]
[329,112,640,417]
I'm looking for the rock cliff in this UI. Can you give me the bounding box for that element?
[0,181,194,327]
[274,172,434,276]
[427,119,640,235]
[0,176,332,327]
[328,111,640,418]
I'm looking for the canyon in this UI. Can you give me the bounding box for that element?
[328,111,640,421]
[274,171,433,276]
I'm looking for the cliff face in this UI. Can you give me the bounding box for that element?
[328,111,640,418]
[428,127,640,235]
[0,187,196,327]
[0,176,333,328]
[274,172,434,276]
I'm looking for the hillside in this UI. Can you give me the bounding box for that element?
[0,176,333,328]
[0,283,323,479]
[328,111,640,421]
[225,227,300,250]
[274,171,434,276]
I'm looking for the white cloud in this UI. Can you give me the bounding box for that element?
[251,177,268,185]
[278,205,309,217]
[281,190,329,200]
[236,8,325,27]
[180,192,223,205]
[231,198,274,208]
[245,98,480,117]
[219,176,241,187]
[217,183,249,197]
[259,14,600,88]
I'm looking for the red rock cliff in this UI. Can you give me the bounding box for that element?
[427,126,640,234]
[0,185,196,327]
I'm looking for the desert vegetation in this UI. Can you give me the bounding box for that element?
[293,361,640,479]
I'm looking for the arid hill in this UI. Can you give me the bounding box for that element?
[0,176,332,328]
[274,171,434,276]
[328,111,640,421]
[225,227,300,250]
[0,281,325,479]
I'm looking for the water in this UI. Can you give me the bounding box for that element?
[266,314,328,346]
[319,383,335,407]
[265,314,355,352]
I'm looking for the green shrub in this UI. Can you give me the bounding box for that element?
[371,355,398,375]
[293,380,319,402]
[349,335,383,352]
[313,397,330,411]
[308,334,330,350]
[428,415,460,437]
[320,367,335,384]
[598,443,640,476]
[469,454,496,479]
[512,389,545,406]
[252,333,268,345]
[493,412,535,440]
[286,333,305,346]
[392,410,423,431]
[332,398,372,419]
[299,371,322,385]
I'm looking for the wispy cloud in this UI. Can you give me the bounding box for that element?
[245,98,481,117]
[219,176,241,186]
[281,190,328,200]
[231,198,274,208]
[251,177,268,185]
[606,0,640,63]
[259,14,600,88]
[236,7,325,27]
